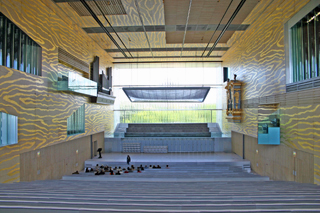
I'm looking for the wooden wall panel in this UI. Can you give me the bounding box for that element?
[231,131,243,158]
[243,135,296,182]
[20,132,104,181]
[0,0,114,183]
[315,155,320,184]
[295,150,314,184]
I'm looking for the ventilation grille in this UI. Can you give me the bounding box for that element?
[286,77,320,92]
[58,48,89,73]
[105,47,229,52]
[68,0,126,16]
[83,24,250,33]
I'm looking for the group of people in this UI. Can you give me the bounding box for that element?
[83,163,169,176]
[77,155,169,176]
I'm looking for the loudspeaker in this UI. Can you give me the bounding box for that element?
[223,67,228,82]
[107,67,112,88]
[90,56,99,83]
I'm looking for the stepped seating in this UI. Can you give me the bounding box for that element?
[0,172,320,212]
[125,123,211,137]
[0,161,320,212]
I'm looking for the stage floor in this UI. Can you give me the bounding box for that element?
[62,153,266,182]
[89,152,244,163]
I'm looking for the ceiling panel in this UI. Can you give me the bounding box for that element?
[123,87,211,102]
[53,0,261,62]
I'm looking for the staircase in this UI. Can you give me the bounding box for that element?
[0,179,319,212]
[125,123,211,137]
[0,157,319,212]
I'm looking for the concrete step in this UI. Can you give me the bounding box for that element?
[125,132,211,137]
[0,159,319,213]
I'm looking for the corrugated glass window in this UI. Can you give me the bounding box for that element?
[67,104,85,135]
[0,12,41,76]
[291,6,320,82]
[0,112,18,147]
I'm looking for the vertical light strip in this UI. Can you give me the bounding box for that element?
[180,0,192,58]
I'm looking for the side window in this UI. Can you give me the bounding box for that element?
[289,4,320,83]
[67,104,85,135]
[0,112,18,146]
[0,12,42,76]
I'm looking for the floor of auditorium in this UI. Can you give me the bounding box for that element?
[62,153,268,182]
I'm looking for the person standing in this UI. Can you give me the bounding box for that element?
[127,155,131,165]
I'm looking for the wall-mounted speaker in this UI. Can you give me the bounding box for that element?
[90,56,99,83]
[223,67,228,82]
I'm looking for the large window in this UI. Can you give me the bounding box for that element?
[290,4,320,82]
[67,104,85,135]
[113,62,231,135]
[0,112,18,146]
[0,12,42,76]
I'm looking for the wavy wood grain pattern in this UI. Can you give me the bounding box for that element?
[0,0,114,183]
[222,0,320,184]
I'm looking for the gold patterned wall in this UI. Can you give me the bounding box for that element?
[0,0,114,183]
[222,0,320,184]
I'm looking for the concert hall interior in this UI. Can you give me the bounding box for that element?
[0,0,320,212]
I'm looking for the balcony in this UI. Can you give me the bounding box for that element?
[57,72,97,97]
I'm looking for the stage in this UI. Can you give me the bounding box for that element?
[86,152,245,163]
[62,153,269,182]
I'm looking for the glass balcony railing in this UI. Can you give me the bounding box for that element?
[58,72,97,97]
[113,109,231,136]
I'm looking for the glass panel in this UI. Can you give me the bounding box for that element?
[118,110,215,123]
[13,26,20,70]
[0,113,7,145]
[0,112,18,146]
[291,5,320,82]
[291,26,297,82]
[29,41,34,75]
[298,21,304,80]
[6,22,12,68]
[0,13,41,75]
[37,45,41,76]
[0,15,3,66]
[26,37,31,73]
[58,72,97,96]
[303,17,310,79]
[114,109,230,135]
[67,104,85,135]
[308,11,316,78]
[317,6,320,77]
[20,33,26,72]
[32,42,37,75]
[7,114,17,145]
